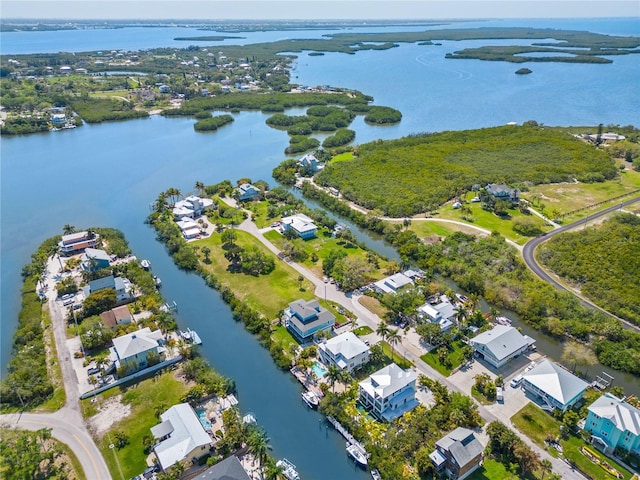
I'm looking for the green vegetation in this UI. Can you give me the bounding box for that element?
[0,427,83,480]
[322,128,356,148]
[193,113,234,132]
[539,213,640,325]
[285,135,320,154]
[0,115,50,135]
[364,106,402,125]
[511,403,562,448]
[316,126,616,217]
[563,435,633,480]
[486,421,542,478]
[353,325,373,336]
[420,340,470,376]
[69,96,148,123]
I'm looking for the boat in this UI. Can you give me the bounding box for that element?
[496,316,512,326]
[153,275,162,287]
[371,469,382,480]
[276,458,300,480]
[347,442,368,467]
[140,259,151,270]
[455,293,469,303]
[188,328,202,345]
[180,330,192,341]
[302,390,319,409]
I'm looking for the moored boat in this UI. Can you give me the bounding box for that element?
[188,328,202,345]
[141,259,151,270]
[496,316,512,326]
[347,442,368,467]
[154,275,162,287]
[371,469,382,480]
[180,330,192,341]
[455,293,469,304]
[302,390,319,409]
[276,458,300,480]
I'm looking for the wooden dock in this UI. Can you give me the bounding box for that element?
[326,416,367,453]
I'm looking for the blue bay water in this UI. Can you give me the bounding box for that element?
[1,18,639,477]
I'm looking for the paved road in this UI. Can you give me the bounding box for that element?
[234,213,585,479]
[1,255,112,480]
[522,196,640,332]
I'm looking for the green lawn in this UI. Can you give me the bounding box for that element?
[329,152,354,163]
[380,341,413,369]
[406,220,459,238]
[244,200,271,228]
[420,341,468,376]
[271,325,298,357]
[469,458,514,480]
[357,295,389,319]
[85,370,189,479]
[353,326,373,336]
[194,230,316,318]
[511,403,562,448]
[562,435,634,480]
[471,386,495,405]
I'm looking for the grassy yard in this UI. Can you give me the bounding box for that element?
[420,340,468,376]
[244,201,271,228]
[562,435,634,480]
[469,458,515,480]
[194,230,316,319]
[407,219,470,238]
[511,403,562,448]
[329,152,354,163]
[271,325,298,357]
[357,295,389,319]
[85,370,189,479]
[353,326,373,336]
[380,341,413,369]
[37,308,66,412]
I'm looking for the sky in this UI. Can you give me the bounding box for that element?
[2,0,639,20]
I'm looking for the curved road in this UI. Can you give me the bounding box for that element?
[522,196,640,332]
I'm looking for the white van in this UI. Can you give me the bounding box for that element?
[510,375,523,388]
[496,387,504,402]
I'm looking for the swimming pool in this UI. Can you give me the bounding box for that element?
[311,361,328,379]
[196,408,212,432]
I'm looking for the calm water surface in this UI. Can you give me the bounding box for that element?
[2,19,639,476]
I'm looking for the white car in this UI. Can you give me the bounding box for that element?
[510,375,523,388]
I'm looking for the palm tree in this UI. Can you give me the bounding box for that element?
[247,428,271,474]
[386,328,401,363]
[539,459,553,480]
[376,322,390,342]
[264,460,284,480]
[194,181,205,195]
[326,364,342,393]
[62,224,76,235]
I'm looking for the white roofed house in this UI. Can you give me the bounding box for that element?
[373,272,414,295]
[418,295,458,332]
[58,231,100,256]
[109,327,165,377]
[469,325,535,369]
[318,332,370,373]
[298,153,324,174]
[281,213,317,240]
[172,195,213,219]
[586,393,640,454]
[236,183,261,201]
[358,363,419,422]
[151,403,213,472]
[522,360,589,412]
[176,218,202,240]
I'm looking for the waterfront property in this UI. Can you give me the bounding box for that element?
[58,231,100,256]
[281,213,317,239]
[195,455,251,480]
[151,403,213,472]
[358,363,419,422]
[469,325,535,369]
[172,195,214,220]
[585,393,640,454]
[109,327,165,375]
[81,247,111,271]
[82,275,133,302]
[484,183,520,203]
[284,298,335,342]
[522,359,589,412]
[372,272,414,295]
[417,294,458,332]
[236,183,261,201]
[430,427,485,480]
[176,217,202,240]
[100,305,133,328]
[298,153,324,174]
[318,331,370,373]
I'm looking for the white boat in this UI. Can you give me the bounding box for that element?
[141,259,151,270]
[276,459,300,480]
[180,330,192,341]
[302,390,319,409]
[496,316,512,326]
[456,293,469,303]
[188,328,202,345]
[154,275,162,287]
[347,442,368,467]
[371,469,382,480]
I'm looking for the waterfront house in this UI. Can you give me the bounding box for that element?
[109,327,164,375]
[81,248,111,271]
[358,363,419,422]
[195,455,251,480]
[430,427,485,480]
[176,218,201,240]
[236,183,261,201]
[151,403,212,472]
[50,112,67,126]
[522,360,588,412]
[82,275,133,302]
[586,393,640,454]
[100,305,133,328]
[172,195,213,220]
[318,332,370,373]
[373,272,414,295]
[284,298,335,342]
[417,294,457,332]
[469,325,535,369]
[298,153,324,174]
[58,231,99,256]
[485,183,520,203]
[281,213,317,240]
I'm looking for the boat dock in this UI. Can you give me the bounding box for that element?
[290,366,323,398]
[326,416,368,453]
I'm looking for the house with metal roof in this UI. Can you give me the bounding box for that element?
[418,295,457,332]
[100,305,133,329]
[430,427,485,480]
[195,455,251,480]
[358,363,419,422]
[298,153,324,174]
[318,332,370,373]
[586,393,640,454]
[522,360,589,412]
[82,275,133,302]
[281,213,317,239]
[236,183,261,201]
[485,183,520,203]
[81,248,111,271]
[469,325,535,369]
[284,298,335,342]
[109,327,164,375]
[151,403,213,472]
[373,272,414,295]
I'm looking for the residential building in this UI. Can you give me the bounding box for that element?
[522,360,588,412]
[58,231,100,256]
[485,183,520,203]
[284,299,335,342]
[418,295,457,332]
[470,325,535,369]
[358,363,419,422]
[81,248,111,271]
[151,403,212,472]
[109,327,164,374]
[176,218,202,240]
[172,195,214,220]
[51,113,67,126]
[281,213,317,240]
[586,393,640,454]
[318,332,370,373]
[430,427,485,480]
[195,455,251,480]
[82,275,132,302]
[236,183,261,201]
[373,272,414,295]
[100,305,133,328]
[298,153,324,174]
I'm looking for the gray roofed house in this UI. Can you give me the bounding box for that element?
[195,455,251,480]
[522,359,589,412]
[236,183,261,201]
[358,363,419,422]
[82,275,133,302]
[470,324,535,368]
[109,327,164,375]
[284,298,335,342]
[430,427,485,480]
[318,331,370,372]
[485,183,520,202]
[81,248,111,271]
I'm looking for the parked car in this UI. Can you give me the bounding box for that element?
[510,375,523,388]
[87,367,100,376]
[496,387,504,402]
